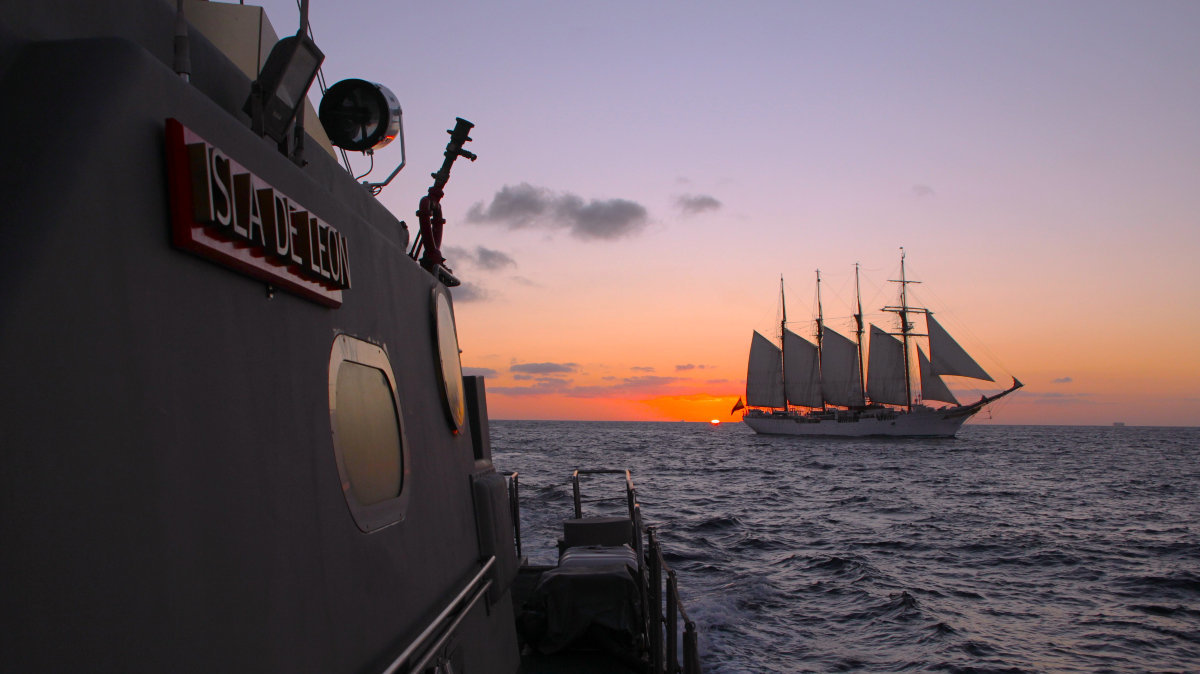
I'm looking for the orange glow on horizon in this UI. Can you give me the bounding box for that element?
[484,388,747,423]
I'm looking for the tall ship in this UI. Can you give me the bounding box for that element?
[0,1,698,672]
[740,251,1022,437]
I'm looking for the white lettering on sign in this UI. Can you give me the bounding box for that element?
[183,138,352,291]
[166,119,351,308]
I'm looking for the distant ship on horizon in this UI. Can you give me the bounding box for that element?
[738,250,1022,438]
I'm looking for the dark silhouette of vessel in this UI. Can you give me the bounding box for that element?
[0,1,697,671]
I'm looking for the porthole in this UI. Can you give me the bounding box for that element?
[328,334,410,532]
[432,286,466,431]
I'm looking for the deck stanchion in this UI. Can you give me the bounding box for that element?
[571,471,582,519]
[649,528,664,673]
[506,472,521,559]
[667,570,679,673]
[683,621,700,673]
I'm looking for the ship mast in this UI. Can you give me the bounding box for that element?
[779,275,787,411]
[815,269,826,411]
[814,269,824,348]
[899,251,912,410]
[853,262,866,406]
[883,248,921,412]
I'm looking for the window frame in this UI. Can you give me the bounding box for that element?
[431,286,466,432]
[328,334,411,532]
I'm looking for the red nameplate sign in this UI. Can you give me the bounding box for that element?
[165,118,349,307]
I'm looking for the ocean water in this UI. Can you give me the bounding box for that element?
[491,421,1200,673]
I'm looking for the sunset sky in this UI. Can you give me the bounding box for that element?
[253,0,1199,426]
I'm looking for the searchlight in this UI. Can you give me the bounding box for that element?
[244,33,324,144]
[319,79,402,152]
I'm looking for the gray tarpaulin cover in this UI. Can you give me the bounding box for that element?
[519,546,642,656]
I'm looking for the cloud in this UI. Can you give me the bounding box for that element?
[462,366,498,378]
[450,282,487,302]
[443,245,516,271]
[466,183,548,227]
[489,360,702,399]
[489,378,573,396]
[675,364,710,371]
[511,362,577,374]
[1052,376,1073,384]
[676,194,721,215]
[532,376,570,387]
[467,182,648,240]
[564,375,683,398]
[559,194,648,239]
[477,247,516,270]
[617,375,680,389]
[488,373,686,399]
[912,184,936,198]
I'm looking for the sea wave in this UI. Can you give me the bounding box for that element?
[492,421,1200,672]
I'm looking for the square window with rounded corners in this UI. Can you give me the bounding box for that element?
[329,334,411,532]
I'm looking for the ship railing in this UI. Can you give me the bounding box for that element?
[570,469,701,674]
[568,469,645,569]
[648,527,701,674]
[570,468,638,520]
[378,555,495,674]
[570,469,650,651]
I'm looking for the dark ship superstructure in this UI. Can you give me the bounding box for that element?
[0,1,697,671]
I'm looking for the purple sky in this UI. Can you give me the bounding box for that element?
[246,0,1199,425]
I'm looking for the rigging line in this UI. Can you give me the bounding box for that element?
[819,270,859,326]
[903,260,1014,381]
[855,265,890,320]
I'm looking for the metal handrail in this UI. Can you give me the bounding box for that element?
[570,468,636,521]
[380,556,496,674]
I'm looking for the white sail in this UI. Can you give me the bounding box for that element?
[927,313,994,382]
[918,346,958,405]
[867,324,908,406]
[821,327,865,407]
[746,331,785,407]
[783,328,822,408]
[742,254,1025,438]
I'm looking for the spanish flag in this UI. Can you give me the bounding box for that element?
[730,397,745,415]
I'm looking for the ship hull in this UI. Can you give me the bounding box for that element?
[743,407,975,438]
